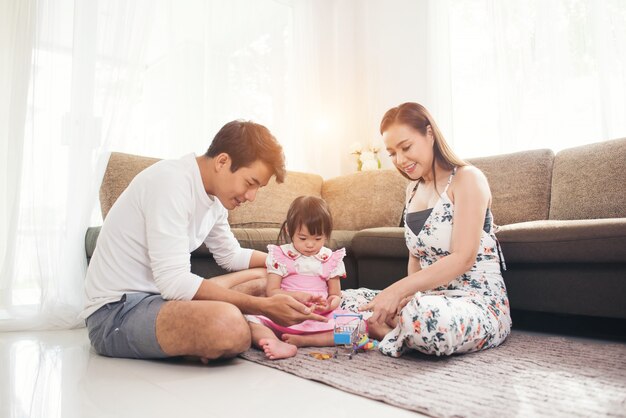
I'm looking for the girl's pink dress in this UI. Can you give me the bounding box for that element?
[255,243,349,335]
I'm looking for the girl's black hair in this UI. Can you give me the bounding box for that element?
[277,196,333,244]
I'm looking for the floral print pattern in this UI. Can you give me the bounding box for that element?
[342,168,511,357]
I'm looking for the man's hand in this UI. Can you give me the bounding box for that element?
[288,291,324,307]
[261,294,328,327]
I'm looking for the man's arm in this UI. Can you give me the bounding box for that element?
[204,209,255,272]
[192,279,327,326]
[248,250,267,268]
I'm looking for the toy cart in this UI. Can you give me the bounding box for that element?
[333,313,365,359]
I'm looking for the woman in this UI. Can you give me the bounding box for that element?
[342,102,511,357]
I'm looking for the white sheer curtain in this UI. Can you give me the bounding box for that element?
[3,0,623,331]
[1,0,35,320]
[426,0,626,158]
[0,0,332,331]
[1,0,155,330]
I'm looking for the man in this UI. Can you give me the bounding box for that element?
[81,120,326,361]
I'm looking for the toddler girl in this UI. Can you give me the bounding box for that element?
[248,195,353,360]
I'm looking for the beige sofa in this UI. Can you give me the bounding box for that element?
[86,138,626,321]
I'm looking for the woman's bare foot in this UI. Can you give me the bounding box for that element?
[259,338,297,360]
[367,319,394,340]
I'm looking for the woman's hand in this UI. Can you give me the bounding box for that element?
[359,288,404,326]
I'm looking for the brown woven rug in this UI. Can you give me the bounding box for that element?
[240,331,626,417]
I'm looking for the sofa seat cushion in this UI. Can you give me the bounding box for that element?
[352,227,407,258]
[497,218,626,263]
[88,225,355,261]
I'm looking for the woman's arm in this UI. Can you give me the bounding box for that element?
[363,167,490,324]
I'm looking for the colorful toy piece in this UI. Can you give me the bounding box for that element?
[356,334,379,351]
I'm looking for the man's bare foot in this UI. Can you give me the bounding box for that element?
[182,355,211,364]
[367,319,394,340]
[259,338,297,360]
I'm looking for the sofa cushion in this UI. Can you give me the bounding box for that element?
[467,149,554,226]
[228,171,323,228]
[100,152,160,219]
[497,218,626,263]
[322,170,409,231]
[549,137,626,220]
[226,228,355,254]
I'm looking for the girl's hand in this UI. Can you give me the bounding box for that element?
[326,295,341,311]
[313,295,340,314]
[359,288,403,326]
[289,291,324,306]
[262,294,327,326]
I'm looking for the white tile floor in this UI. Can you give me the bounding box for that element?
[0,328,423,418]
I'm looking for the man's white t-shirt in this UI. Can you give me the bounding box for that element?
[81,153,253,319]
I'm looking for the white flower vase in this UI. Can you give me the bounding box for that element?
[351,142,381,172]
[361,159,380,171]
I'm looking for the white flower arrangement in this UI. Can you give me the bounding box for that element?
[350,142,382,171]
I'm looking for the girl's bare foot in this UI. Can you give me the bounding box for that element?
[259,338,297,360]
[281,333,308,347]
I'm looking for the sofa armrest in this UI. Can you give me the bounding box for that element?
[85,226,101,261]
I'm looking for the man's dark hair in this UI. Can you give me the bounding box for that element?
[206,120,286,183]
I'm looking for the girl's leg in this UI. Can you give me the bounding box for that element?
[249,322,297,360]
[281,331,335,348]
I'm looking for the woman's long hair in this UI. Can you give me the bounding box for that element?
[380,102,467,187]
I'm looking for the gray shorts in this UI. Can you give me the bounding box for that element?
[85,292,169,359]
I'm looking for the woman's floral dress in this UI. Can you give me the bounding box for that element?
[341,168,512,357]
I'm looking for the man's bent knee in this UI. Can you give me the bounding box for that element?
[192,302,251,359]
[156,300,250,359]
[211,305,251,358]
